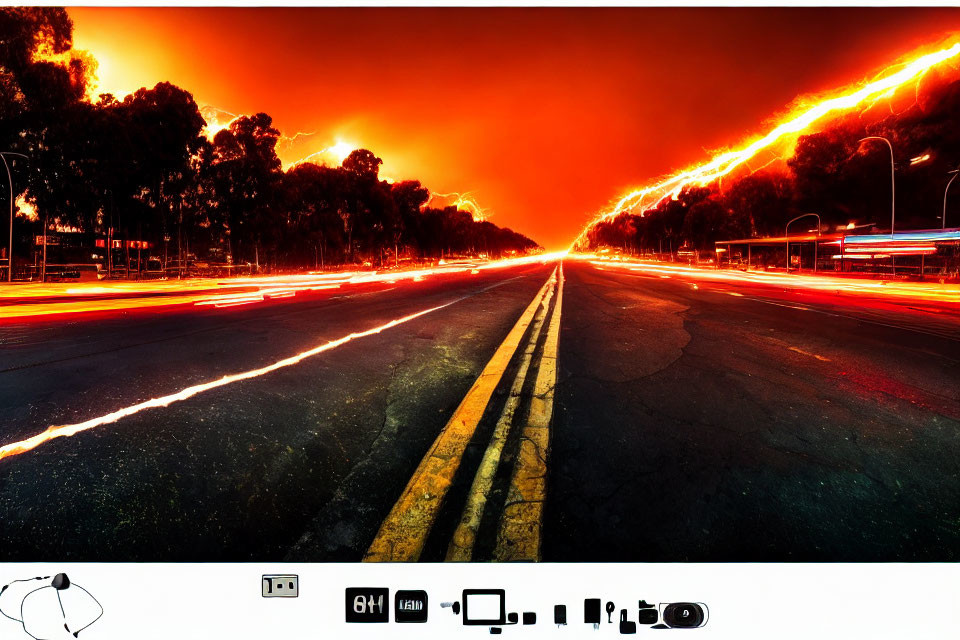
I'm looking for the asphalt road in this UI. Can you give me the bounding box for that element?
[546,261,960,561]
[0,259,957,561]
[0,263,553,560]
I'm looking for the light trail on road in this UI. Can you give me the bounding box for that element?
[0,253,566,321]
[576,255,959,304]
[0,296,476,463]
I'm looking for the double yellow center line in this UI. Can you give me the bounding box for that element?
[364,264,564,562]
[493,264,563,561]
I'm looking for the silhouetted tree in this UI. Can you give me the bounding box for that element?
[202,113,282,265]
[389,180,430,259]
[722,172,794,237]
[282,162,347,267]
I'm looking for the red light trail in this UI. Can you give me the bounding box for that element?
[576,255,959,304]
[0,254,566,321]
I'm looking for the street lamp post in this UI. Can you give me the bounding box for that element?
[858,136,896,235]
[943,168,959,230]
[858,136,896,275]
[1,152,28,282]
[785,212,821,274]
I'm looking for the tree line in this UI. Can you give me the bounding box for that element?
[583,59,960,257]
[0,8,538,275]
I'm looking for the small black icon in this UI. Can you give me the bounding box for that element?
[522,612,536,625]
[395,590,428,623]
[345,588,389,623]
[638,600,658,625]
[262,574,298,598]
[619,609,637,634]
[638,608,659,625]
[490,628,502,635]
[554,604,567,626]
[441,601,461,615]
[606,601,615,623]
[462,590,506,626]
[661,603,706,628]
[584,598,601,629]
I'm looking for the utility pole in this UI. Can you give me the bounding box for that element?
[2,152,28,282]
[41,212,47,283]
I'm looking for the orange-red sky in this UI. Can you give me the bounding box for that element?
[68,7,960,250]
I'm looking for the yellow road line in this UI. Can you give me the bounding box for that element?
[444,271,557,561]
[364,267,559,562]
[494,263,564,561]
[788,346,831,361]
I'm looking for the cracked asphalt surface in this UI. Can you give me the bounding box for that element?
[545,261,960,561]
[1,258,957,561]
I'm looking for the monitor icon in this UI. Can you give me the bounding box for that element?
[462,589,506,626]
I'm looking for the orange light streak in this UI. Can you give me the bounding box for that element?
[573,39,960,249]
[0,254,566,321]
[575,255,959,304]
[285,140,359,169]
[427,191,490,222]
[0,298,470,463]
[201,105,317,148]
[199,105,240,139]
[278,130,318,147]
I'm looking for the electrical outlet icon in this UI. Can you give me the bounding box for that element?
[262,575,299,598]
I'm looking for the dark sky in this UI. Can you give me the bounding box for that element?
[69,7,960,249]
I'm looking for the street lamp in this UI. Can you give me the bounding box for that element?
[785,212,821,273]
[1,151,28,282]
[943,168,959,230]
[857,136,896,236]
